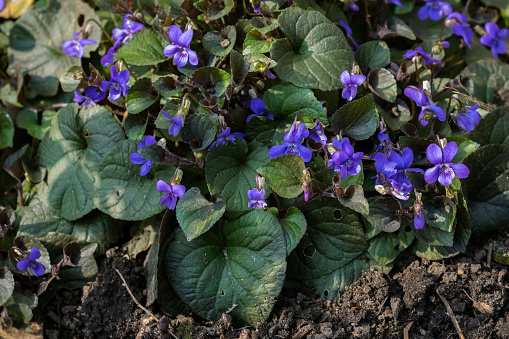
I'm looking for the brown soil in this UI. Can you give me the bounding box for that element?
[41,233,509,339]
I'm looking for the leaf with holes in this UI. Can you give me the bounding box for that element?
[165,210,287,326]
[176,188,226,241]
[287,199,369,300]
[270,7,353,91]
[94,139,174,221]
[206,140,270,219]
[36,104,125,220]
[203,26,236,57]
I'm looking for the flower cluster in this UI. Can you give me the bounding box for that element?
[102,14,143,67]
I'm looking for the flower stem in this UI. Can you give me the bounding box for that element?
[86,18,114,44]
[121,58,138,81]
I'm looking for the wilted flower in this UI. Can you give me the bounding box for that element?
[424,141,469,186]
[340,70,366,102]
[129,135,156,176]
[480,22,509,59]
[62,32,96,59]
[456,105,481,132]
[73,87,106,106]
[17,248,46,277]
[157,180,186,210]
[328,137,364,178]
[209,127,246,149]
[247,188,267,209]
[418,0,452,21]
[309,119,327,148]
[247,98,275,122]
[100,65,130,101]
[164,25,199,67]
[413,190,425,230]
[446,13,473,48]
[404,87,445,126]
[112,14,143,43]
[403,47,442,65]
[269,119,312,162]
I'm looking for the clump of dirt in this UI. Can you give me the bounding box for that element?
[44,237,509,339]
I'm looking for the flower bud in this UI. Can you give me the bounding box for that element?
[171,167,184,186]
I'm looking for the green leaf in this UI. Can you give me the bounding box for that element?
[192,67,231,98]
[460,60,509,103]
[287,199,369,299]
[367,233,399,266]
[251,17,279,35]
[20,196,123,254]
[330,94,379,140]
[206,140,270,219]
[399,136,433,165]
[268,206,307,256]
[94,0,120,12]
[468,107,509,146]
[176,188,226,241]
[0,268,14,306]
[446,137,480,163]
[34,232,79,260]
[258,155,305,199]
[126,78,159,114]
[378,99,411,132]
[270,7,354,91]
[355,41,390,72]
[159,0,185,18]
[230,50,249,86]
[203,26,236,57]
[243,30,273,55]
[94,139,174,220]
[180,112,218,151]
[145,212,165,307]
[15,109,55,140]
[408,11,452,40]
[414,223,454,247]
[8,0,100,98]
[244,52,277,73]
[116,29,169,66]
[165,210,287,326]
[423,196,456,232]
[413,191,471,260]
[246,118,289,147]
[124,114,148,140]
[367,68,397,103]
[0,111,14,149]
[158,239,189,316]
[336,184,369,215]
[59,66,83,92]
[36,104,125,220]
[461,144,509,234]
[263,84,327,123]
[364,198,401,232]
[207,0,234,20]
[377,15,416,40]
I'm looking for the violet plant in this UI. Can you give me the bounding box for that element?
[2,0,509,331]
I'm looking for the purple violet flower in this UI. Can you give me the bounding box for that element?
[269,120,312,162]
[247,188,267,209]
[480,22,509,59]
[62,32,96,59]
[388,147,424,194]
[209,127,246,150]
[309,119,327,148]
[403,47,442,65]
[247,98,275,122]
[348,0,359,11]
[456,105,481,132]
[101,39,122,67]
[418,0,452,21]
[385,0,403,7]
[341,70,366,102]
[328,137,364,178]
[157,180,186,210]
[373,153,411,200]
[112,14,143,43]
[73,87,106,107]
[129,135,156,176]
[404,87,446,126]
[424,142,469,186]
[100,65,130,101]
[339,20,359,49]
[164,25,199,67]
[17,248,46,277]
[161,111,184,136]
[371,118,393,159]
[446,13,473,48]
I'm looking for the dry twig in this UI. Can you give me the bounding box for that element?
[403,321,413,339]
[436,288,466,339]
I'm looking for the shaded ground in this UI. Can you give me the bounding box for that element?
[40,232,509,339]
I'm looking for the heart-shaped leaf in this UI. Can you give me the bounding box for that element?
[257,154,305,199]
[165,210,287,326]
[270,7,354,91]
[203,26,236,56]
[116,29,169,66]
[330,93,379,141]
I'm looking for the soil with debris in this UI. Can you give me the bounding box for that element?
[40,233,509,339]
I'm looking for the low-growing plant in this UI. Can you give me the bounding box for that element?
[1,0,509,329]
